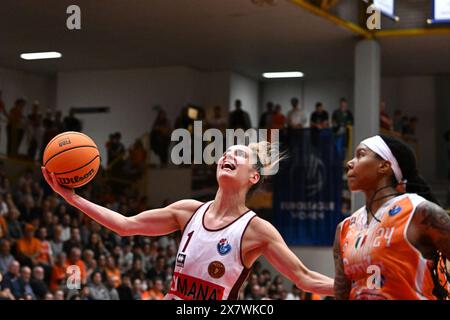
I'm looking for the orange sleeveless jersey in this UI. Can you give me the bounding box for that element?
[340,194,436,300]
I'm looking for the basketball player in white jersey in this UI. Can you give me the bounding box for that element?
[41,142,334,300]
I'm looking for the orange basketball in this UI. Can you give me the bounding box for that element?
[43,131,100,188]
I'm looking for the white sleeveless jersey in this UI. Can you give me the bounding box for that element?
[166,201,256,300]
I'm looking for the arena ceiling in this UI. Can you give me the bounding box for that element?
[0,0,449,79]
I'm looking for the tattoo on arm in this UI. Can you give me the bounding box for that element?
[417,201,450,258]
[333,222,351,299]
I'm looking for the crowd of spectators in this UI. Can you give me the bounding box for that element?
[0,93,82,161]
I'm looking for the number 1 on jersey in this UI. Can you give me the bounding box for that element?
[182,231,194,252]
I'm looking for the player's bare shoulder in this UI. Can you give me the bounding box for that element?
[168,199,204,230]
[244,215,280,246]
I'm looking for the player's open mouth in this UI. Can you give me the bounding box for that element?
[221,161,236,171]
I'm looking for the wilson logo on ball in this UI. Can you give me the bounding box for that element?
[57,169,95,185]
[58,138,71,147]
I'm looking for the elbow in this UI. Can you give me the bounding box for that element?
[294,267,312,291]
[116,226,132,237]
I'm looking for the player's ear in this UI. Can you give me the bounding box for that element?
[378,160,391,175]
[249,171,260,185]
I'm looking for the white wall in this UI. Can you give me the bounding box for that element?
[382,76,437,181]
[57,67,231,166]
[229,73,259,128]
[261,79,304,116]
[0,68,53,154]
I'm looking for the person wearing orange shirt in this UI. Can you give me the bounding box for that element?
[16,224,41,267]
[67,247,86,286]
[36,227,53,266]
[49,252,67,292]
[269,104,286,142]
[0,214,8,238]
[105,256,121,287]
[147,277,165,300]
[334,135,450,300]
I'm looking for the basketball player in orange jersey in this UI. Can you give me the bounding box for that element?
[334,135,450,300]
[42,142,334,300]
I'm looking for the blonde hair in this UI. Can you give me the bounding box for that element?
[247,141,287,192]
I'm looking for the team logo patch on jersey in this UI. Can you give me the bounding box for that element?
[217,238,232,255]
[388,205,402,216]
[208,261,225,279]
[176,253,186,267]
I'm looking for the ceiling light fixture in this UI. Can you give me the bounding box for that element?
[20,51,62,60]
[263,71,304,79]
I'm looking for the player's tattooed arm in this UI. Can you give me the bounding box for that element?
[333,222,351,299]
[414,201,450,258]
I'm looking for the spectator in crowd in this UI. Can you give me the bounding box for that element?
[53,110,64,134]
[49,252,67,292]
[40,109,59,160]
[310,102,329,148]
[310,102,329,128]
[403,117,418,143]
[229,99,251,130]
[44,292,54,300]
[124,139,147,177]
[393,109,403,133]
[269,104,286,142]
[129,257,145,280]
[287,97,307,129]
[259,102,274,129]
[332,98,354,159]
[30,266,48,299]
[50,224,64,259]
[63,109,82,132]
[63,227,82,254]
[0,271,15,300]
[11,266,36,299]
[285,284,302,300]
[36,227,53,279]
[271,104,286,130]
[105,275,120,300]
[146,255,166,281]
[105,132,126,173]
[379,101,392,130]
[16,224,41,267]
[88,271,110,300]
[7,98,27,156]
[0,213,8,238]
[0,91,9,146]
[105,256,121,285]
[247,284,263,300]
[208,105,227,133]
[26,101,43,160]
[83,249,97,281]
[147,277,165,300]
[132,278,143,300]
[116,275,133,300]
[0,239,14,275]
[67,247,87,286]
[150,109,172,167]
[1,260,20,291]
[54,289,64,300]
[6,207,22,240]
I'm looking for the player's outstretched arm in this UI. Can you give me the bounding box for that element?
[251,218,334,296]
[42,167,201,237]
